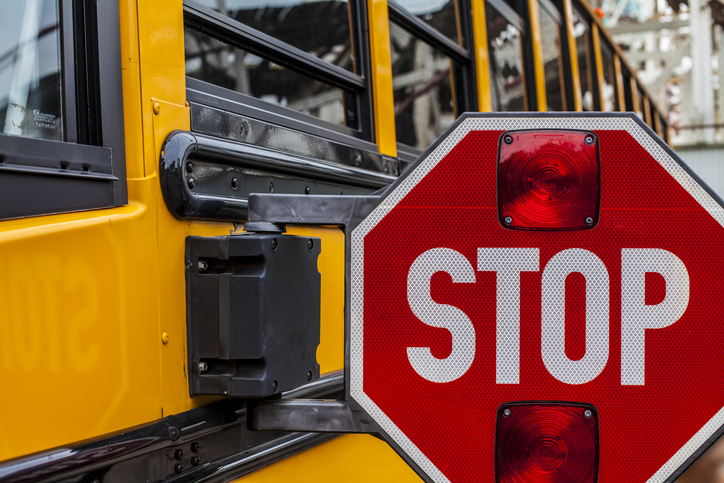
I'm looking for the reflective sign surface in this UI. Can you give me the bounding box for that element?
[351,115,724,482]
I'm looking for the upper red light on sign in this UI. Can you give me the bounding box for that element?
[498,130,600,230]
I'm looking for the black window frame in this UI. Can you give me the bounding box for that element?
[182,0,376,145]
[0,0,127,221]
[622,64,634,112]
[387,0,478,157]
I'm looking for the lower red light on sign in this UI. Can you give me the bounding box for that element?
[496,403,599,483]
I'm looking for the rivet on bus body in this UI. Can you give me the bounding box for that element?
[153,102,161,115]
[162,332,170,344]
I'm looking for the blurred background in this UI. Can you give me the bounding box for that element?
[591,0,724,196]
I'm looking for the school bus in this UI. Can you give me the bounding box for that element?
[0,0,671,481]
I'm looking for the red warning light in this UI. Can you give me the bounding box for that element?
[496,403,599,483]
[498,130,600,230]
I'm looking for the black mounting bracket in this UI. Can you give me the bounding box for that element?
[244,193,384,434]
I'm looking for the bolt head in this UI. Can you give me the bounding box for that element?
[161,332,170,345]
[271,238,278,250]
[308,239,314,250]
[197,260,208,272]
[191,456,201,466]
[504,216,513,225]
[187,178,195,189]
[153,102,161,115]
[305,186,311,194]
[503,408,511,417]
[272,380,278,392]
[307,370,313,381]
[504,135,513,144]
[174,463,183,474]
[191,442,200,452]
[198,361,208,373]
[175,449,184,460]
[584,409,593,419]
[231,177,239,189]
[186,161,193,172]
[585,216,594,225]
[585,135,594,145]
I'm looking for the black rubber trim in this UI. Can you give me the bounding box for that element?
[0,371,344,483]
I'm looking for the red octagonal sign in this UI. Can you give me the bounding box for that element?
[349,113,724,482]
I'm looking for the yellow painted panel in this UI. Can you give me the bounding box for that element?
[528,0,546,111]
[151,99,229,416]
[592,24,606,111]
[235,435,422,482]
[472,0,492,111]
[136,0,187,177]
[368,0,397,156]
[0,180,162,461]
[286,227,346,373]
[119,0,144,180]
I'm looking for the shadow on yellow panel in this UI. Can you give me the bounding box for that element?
[236,434,423,482]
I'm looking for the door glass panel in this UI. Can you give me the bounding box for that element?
[0,0,63,141]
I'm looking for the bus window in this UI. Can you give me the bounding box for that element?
[485,0,527,111]
[600,41,617,111]
[538,0,566,111]
[636,85,645,120]
[651,103,658,131]
[188,0,355,73]
[387,0,475,152]
[395,0,462,45]
[622,66,634,111]
[183,0,371,137]
[572,7,594,111]
[1,0,63,142]
[185,30,351,126]
[389,21,457,150]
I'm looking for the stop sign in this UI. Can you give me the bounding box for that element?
[349,113,724,482]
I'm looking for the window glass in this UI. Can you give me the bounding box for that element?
[185,29,351,126]
[636,86,645,119]
[0,0,63,141]
[191,0,356,73]
[648,97,657,129]
[394,0,461,44]
[485,4,526,111]
[390,21,456,150]
[572,11,593,110]
[622,70,633,111]
[600,41,617,111]
[538,5,565,111]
